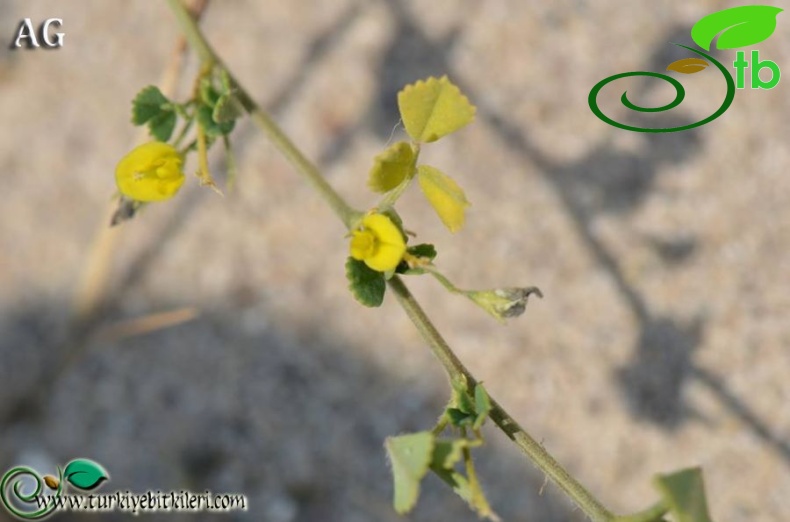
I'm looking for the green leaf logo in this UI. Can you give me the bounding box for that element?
[691,5,783,51]
[63,459,109,491]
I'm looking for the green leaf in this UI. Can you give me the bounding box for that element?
[385,432,435,514]
[446,407,474,427]
[197,104,236,137]
[653,467,713,522]
[396,243,438,275]
[345,257,386,307]
[417,165,470,233]
[368,141,416,193]
[398,76,476,143]
[691,6,783,51]
[430,448,500,521]
[63,459,109,491]
[432,467,473,502]
[148,110,177,142]
[199,78,220,107]
[213,93,245,124]
[473,384,492,430]
[451,377,476,414]
[431,439,468,470]
[407,243,437,261]
[131,85,170,125]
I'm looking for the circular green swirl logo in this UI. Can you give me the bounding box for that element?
[588,45,735,133]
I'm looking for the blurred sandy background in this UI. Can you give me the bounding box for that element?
[1,1,789,521]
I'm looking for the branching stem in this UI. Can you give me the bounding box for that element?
[166,1,618,520]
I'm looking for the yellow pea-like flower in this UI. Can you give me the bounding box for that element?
[115,141,185,202]
[349,214,406,272]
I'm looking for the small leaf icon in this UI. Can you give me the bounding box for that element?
[398,76,476,143]
[691,6,783,51]
[666,57,709,74]
[63,459,109,491]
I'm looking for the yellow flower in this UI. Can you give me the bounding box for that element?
[115,141,185,202]
[349,214,406,272]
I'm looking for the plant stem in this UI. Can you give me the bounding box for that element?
[166,0,358,229]
[387,277,614,521]
[165,1,614,520]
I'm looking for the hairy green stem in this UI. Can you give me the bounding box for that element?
[387,277,614,521]
[166,1,614,520]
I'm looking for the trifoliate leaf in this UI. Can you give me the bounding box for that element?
[368,141,416,193]
[385,432,435,514]
[131,86,171,125]
[345,257,386,307]
[63,459,109,491]
[148,110,177,142]
[691,6,783,51]
[473,384,492,430]
[398,76,476,143]
[417,165,469,233]
[213,93,245,123]
[666,58,709,74]
[197,104,236,137]
[653,467,713,522]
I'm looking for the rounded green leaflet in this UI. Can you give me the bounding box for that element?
[131,85,170,125]
[368,141,415,193]
[398,76,476,143]
[63,459,109,491]
[691,5,783,51]
[345,257,385,307]
[417,165,470,233]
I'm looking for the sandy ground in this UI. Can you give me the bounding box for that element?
[1,1,789,521]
